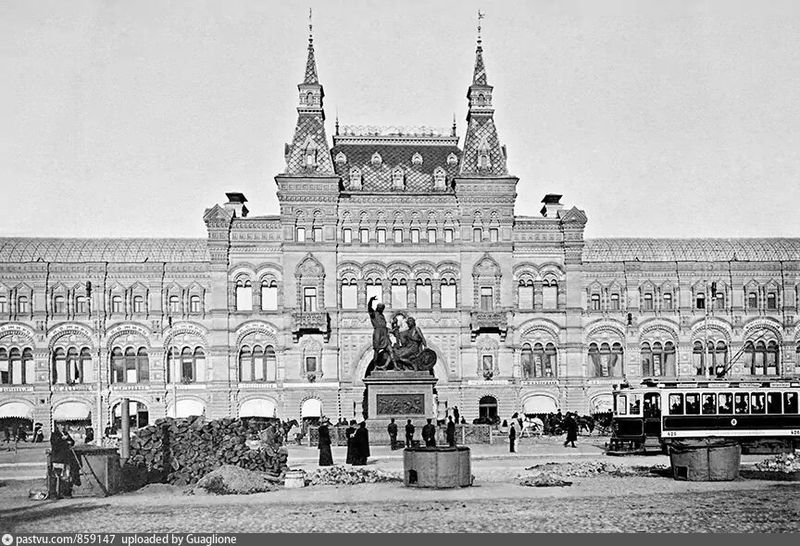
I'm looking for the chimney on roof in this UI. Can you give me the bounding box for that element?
[540,194,563,218]
[224,192,249,218]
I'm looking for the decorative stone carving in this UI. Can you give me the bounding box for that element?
[376,393,424,415]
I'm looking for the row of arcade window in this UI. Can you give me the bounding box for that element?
[518,280,560,310]
[303,227,460,244]
[234,280,278,312]
[520,343,557,378]
[667,392,798,415]
[339,279,458,310]
[588,291,780,312]
[0,295,203,316]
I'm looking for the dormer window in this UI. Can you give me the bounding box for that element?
[371,152,382,166]
[304,142,317,167]
[433,167,446,190]
[411,152,423,165]
[335,152,347,165]
[478,154,490,169]
[447,153,458,166]
[306,91,314,105]
[391,167,404,190]
[349,167,362,190]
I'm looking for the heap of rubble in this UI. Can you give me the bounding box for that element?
[304,466,402,486]
[753,451,800,474]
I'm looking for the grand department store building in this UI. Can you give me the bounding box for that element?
[1,29,799,434]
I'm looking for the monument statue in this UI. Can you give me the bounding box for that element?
[365,296,436,377]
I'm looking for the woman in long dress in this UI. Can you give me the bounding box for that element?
[345,420,356,464]
[352,422,370,466]
[317,418,334,466]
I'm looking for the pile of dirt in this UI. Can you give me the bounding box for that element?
[519,472,573,487]
[304,465,402,486]
[520,461,669,484]
[192,465,282,495]
[753,451,800,473]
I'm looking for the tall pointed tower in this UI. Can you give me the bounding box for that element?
[459,15,508,177]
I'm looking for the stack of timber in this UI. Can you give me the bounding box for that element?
[127,416,289,486]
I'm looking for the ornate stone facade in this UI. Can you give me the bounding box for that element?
[1,30,799,433]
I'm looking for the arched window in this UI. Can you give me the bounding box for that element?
[478,396,498,421]
[132,295,144,314]
[714,292,725,310]
[473,228,483,242]
[349,167,362,190]
[79,348,92,383]
[111,347,148,384]
[641,342,653,376]
[643,293,653,311]
[365,278,382,304]
[0,295,7,314]
[189,295,201,314]
[168,295,180,314]
[111,348,124,383]
[168,346,204,383]
[235,279,252,311]
[261,280,278,311]
[111,295,123,314]
[415,279,432,309]
[695,293,705,310]
[589,342,623,377]
[441,278,457,309]
[662,293,672,310]
[239,345,276,382]
[766,292,777,310]
[531,343,557,377]
[610,293,621,310]
[341,279,358,310]
[66,348,80,383]
[542,281,558,310]
[521,343,533,379]
[391,278,408,309]
[2,347,32,385]
[518,280,534,310]
[747,292,758,310]
[74,296,87,314]
[17,296,29,314]
[391,167,404,190]
[53,295,65,314]
[590,293,601,311]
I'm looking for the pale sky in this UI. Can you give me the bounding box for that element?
[1,0,799,239]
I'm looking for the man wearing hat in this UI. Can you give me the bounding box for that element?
[317,416,333,466]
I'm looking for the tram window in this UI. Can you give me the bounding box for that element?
[669,394,684,415]
[643,393,661,418]
[751,393,766,414]
[784,392,798,414]
[685,393,701,415]
[718,393,733,414]
[701,394,717,415]
[766,392,782,414]
[616,395,628,415]
[629,394,641,415]
[734,393,750,414]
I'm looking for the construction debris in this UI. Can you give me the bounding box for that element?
[519,461,669,485]
[752,451,800,473]
[304,466,402,486]
[519,472,573,487]
[192,465,282,495]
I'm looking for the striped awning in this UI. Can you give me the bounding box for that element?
[238,398,277,418]
[0,401,34,419]
[53,401,91,421]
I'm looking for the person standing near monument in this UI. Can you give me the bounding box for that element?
[445,416,456,447]
[405,419,415,448]
[367,296,392,372]
[387,418,398,450]
[422,418,436,447]
[317,417,333,466]
[509,422,517,453]
[345,420,357,464]
[352,422,370,465]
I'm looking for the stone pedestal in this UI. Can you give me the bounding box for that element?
[363,371,438,423]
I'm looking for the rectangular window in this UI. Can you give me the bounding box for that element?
[482,354,493,372]
[718,393,733,414]
[236,286,252,311]
[519,285,534,309]
[377,229,386,244]
[441,283,456,309]
[296,227,306,243]
[734,393,749,414]
[696,294,705,310]
[750,392,766,414]
[391,283,408,309]
[342,228,352,244]
[610,294,620,310]
[393,229,403,244]
[766,293,777,310]
[480,287,493,311]
[261,285,278,311]
[305,357,317,373]
[410,229,420,244]
[628,394,641,414]
[616,395,628,415]
[662,293,672,310]
[341,283,358,309]
[189,296,201,313]
[75,297,88,314]
[473,228,482,242]
[701,393,717,414]
[360,228,369,244]
[542,285,558,310]
[643,294,653,310]
[416,283,432,309]
[766,392,782,414]
[17,297,28,314]
[0,296,6,314]
[53,296,65,314]
[427,229,437,243]
[303,287,317,312]
[313,227,323,242]
[489,228,499,243]
[444,229,454,243]
[685,393,700,415]
[668,394,683,415]
[784,392,799,413]
[366,283,382,304]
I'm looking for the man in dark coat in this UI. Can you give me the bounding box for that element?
[387,418,398,449]
[317,417,334,466]
[367,296,392,372]
[345,420,357,464]
[445,416,456,447]
[453,406,460,425]
[563,412,578,448]
[422,418,436,447]
[352,422,370,465]
[50,424,81,496]
[509,422,517,453]
[405,419,415,448]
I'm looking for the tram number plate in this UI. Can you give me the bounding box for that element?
[662,431,677,437]
[791,430,800,436]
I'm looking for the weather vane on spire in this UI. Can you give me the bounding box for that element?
[477,10,485,43]
[308,7,313,42]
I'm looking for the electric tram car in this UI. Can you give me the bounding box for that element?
[607,378,800,454]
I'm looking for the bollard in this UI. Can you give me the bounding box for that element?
[120,398,130,461]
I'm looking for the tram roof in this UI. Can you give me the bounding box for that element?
[617,378,800,391]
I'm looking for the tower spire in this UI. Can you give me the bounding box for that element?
[473,10,487,85]
[304,8,319,84]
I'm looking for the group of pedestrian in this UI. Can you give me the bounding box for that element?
[2,425,30,451]
[504,410,580,452]
[317,417,371,467]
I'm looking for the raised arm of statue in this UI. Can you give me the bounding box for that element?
[368,296,376,317]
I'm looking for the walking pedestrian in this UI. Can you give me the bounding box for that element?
[422,418,436,447]
[509,422,517,453]
[317,417,333,466]
[404,419,415,448]
[563,412,578,448]
[352,422,370,465]
[387,418,398,450]
[445,416,456,447]
[3,427,12,452]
